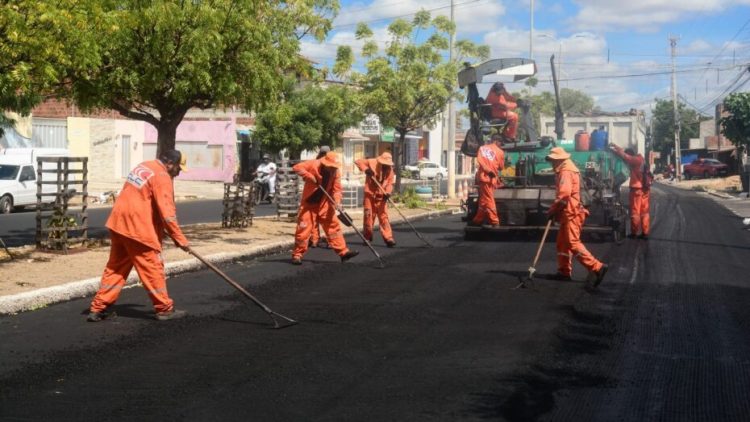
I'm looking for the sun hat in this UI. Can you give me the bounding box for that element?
[376,152,394,166]
[320,151,341,168]
[545,146,570,161]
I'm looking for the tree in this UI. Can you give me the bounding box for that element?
[0,1,94,135]
[651,99,703,157]
[334,11,488,191]
[519,88,595,138]
[253,80,363,158]
[67,0,338,157]
[720,92,750,150]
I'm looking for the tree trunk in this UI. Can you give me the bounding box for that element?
[394,131,406,193]
[155,119,180,159]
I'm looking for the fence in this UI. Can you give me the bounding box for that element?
[35,157,88,252]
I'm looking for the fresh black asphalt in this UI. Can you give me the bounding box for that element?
[1,183,749,421]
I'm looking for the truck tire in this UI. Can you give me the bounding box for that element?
[0,195,12,214]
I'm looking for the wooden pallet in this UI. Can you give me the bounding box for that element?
[222,182,255,228]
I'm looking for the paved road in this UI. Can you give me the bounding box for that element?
[3,183,747,421]
[0,200,277,247]
[0,179,454,247]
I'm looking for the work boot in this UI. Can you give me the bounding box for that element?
[591,264,609,288]
[550,272,572,281]
[385,240,397,248]
[638,233,649,240]
[86,310,117,322]
[291,256,302,265]
[154,309,187,321]
[308,239,317,248]
[340,250,359,262]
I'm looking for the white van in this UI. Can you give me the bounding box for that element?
[0,148,70,213]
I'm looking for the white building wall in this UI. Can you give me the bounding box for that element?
[539,115,647,154]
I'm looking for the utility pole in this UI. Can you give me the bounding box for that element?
[670,36,682,180]
[447,0,456,199]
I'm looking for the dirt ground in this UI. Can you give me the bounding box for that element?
[658,174,742,193]
[0,205,450,297]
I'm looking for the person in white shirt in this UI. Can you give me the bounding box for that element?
[255,154,277,198]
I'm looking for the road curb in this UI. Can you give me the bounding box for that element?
[0,207,456,315]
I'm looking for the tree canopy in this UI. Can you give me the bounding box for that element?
[720,92,750,152]
[334,11,488,191]
[66,0,338,156]
[253,80,363,158]
[650,98,703,156]
[0,1,94,135]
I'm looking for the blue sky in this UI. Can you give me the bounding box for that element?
[301,0,750,116]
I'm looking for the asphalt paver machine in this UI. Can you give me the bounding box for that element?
[458,57,629,241]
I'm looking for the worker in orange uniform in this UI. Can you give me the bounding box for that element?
[309,146,330,248]
[611,144,651,239]
[546,147,608,287]
[88,150,190,322]
[291,151,359,265]
[472,134,505,228]
[355,152,396,247]
[485,82,519,142]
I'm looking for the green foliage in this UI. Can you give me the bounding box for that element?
[0,1,94,135]
[651,99,704,156]
[254,81,363,158]
[393,186,426,209]
[720,92,750,149]
[333,10,488,191]
[522,88,595,137]
[64,0,338,156]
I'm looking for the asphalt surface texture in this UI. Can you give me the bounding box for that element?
[2,183,749,421]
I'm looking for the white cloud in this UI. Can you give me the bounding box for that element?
[333,0,506,34]
[569,0,750,32]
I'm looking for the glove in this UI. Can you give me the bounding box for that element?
[383,193,391,201]
[365,169,375,177]
[304,175,319,184]
[488,171,496,178]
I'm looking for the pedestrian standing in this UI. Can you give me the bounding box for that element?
[291,151,359,265]
[355,152,396,247]
[471,134,505,228]
[88,150,190,322]
[546,147,608,286]
[611,144,651,239]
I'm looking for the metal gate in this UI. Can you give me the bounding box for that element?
[31,118,68,149]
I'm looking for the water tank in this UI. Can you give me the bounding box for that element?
[590,129,608,151]
[574,131,590,151]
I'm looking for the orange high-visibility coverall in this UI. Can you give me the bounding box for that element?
[310,214,324,246]
[549,159,604,277]
[90,160,189,314]
[292,159,350,260]
[472,143,505,226]
[355,157,395,242]
[612,145,650,236]
[486,89,519,140]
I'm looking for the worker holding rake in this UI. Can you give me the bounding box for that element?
[355,152,396,247]
[546,147,608,287]
[87,150,190,322]
[291,151,359,265]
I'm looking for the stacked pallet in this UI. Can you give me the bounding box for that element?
[222,182,254,228]
[35,157,88,253]
[275,166,299,219]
